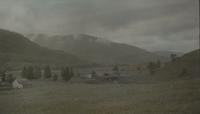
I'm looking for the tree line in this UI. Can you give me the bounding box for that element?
[21,65,74,81]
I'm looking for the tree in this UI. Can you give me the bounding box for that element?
[156,60,161,68]
[21,66,42,80]
[0,70,6,82]
[113,65,119,72]
[6,73,15,83]
[0,57,9,82]
[170,54,177,62]
[69,67,74,77]
[91,70,97,78]
[26,66,34,79]
[44,65,52,79]
[21,66,28,79]
[147,62,156,75]
[179,68,188,77]
[61,67,73,81]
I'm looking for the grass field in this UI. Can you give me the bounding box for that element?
[0,78,200,114]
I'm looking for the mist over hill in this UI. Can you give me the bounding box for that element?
[27,34,166,65]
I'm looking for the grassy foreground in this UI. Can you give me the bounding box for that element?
[0,79,200,114]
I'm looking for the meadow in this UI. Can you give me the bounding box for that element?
[0,77,200,114]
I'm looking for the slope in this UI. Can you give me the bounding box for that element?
[0,29,87,68]
[28,34,166,65]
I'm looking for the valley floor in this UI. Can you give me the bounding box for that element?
[0,79,200,114]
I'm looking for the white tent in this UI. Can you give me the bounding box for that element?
[12,80,23,89]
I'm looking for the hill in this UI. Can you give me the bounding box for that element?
[154,51,184,59]
[156,49,200,80]
[27,34,166,65]
[0,29,87,68]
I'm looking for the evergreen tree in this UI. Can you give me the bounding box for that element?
[69,67,74,77]
[0,57,9,82]
[113,65,119,72]
[21,66,28,79]
[0,70,6,82]
[91,70,97,78]
[179,68,188,77]
[6,73,15,83]
[61,67,73,81]
[147,62,156,75]
[27,66,34,79]
[44,65,52,79]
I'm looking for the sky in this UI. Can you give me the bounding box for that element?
[0,0,199,53]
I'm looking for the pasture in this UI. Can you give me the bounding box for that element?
[0,77,200,114]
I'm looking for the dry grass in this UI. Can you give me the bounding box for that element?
[0,78,200,114]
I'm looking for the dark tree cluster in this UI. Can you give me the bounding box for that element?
[0,70,14,84]
[179,67,188,77]
[21,66,42,80]
[21,65,74,82]
[44,65,52,79]
[61,67,74,81]
[0,58,11,83]
[6,74,15,83]
[0,70,6,82]
[147,60,161,75]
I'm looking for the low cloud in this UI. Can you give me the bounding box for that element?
[0,0,199,52]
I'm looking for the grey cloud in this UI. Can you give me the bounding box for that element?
[0,0,199,52]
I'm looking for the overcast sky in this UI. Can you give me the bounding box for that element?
[0,0,199,52]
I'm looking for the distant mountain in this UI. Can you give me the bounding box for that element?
[27,34,166,65]
[0,29,87,68]
[156,49,200,80]
[154,51,184,58]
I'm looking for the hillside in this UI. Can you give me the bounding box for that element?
[154,51,184,59]
[27,34,166,65]
[0,29,87,68]
[156,49,200,80]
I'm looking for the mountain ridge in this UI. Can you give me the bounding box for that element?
[27,33,167,65]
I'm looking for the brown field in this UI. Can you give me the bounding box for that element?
[0,68,200,114]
